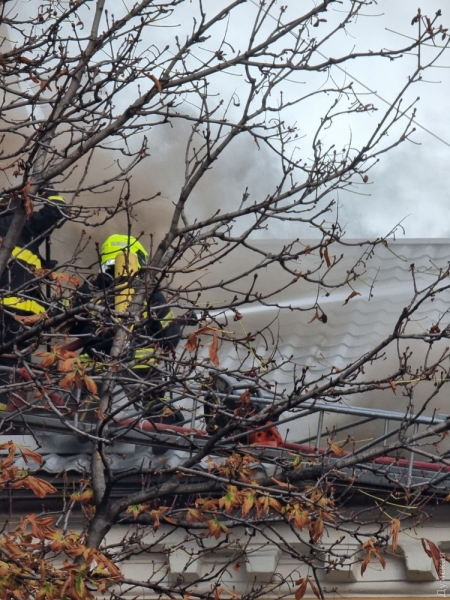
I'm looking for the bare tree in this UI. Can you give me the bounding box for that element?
[0,1,450,598]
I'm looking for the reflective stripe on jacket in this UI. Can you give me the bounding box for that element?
[0,198,66,301]
[0,247,46,314]
[11,247,42,270]
[0,296,46,314]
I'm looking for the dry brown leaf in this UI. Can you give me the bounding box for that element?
[328,440,346,457]
[11,476,57,498]
[2,444,16,468]
[422,538,446,579]
[185,331,198,352]
[84,375,98,395]
[39,79,52,91]
[184,326,213,352]
[21,181,33,217]
[213,588,225,600]
[308,311,319,324]
[311,516,324,542]
[55,69,67,82]
[209,330,219,366]
[57,348,78,361]
[59,372,76,390]
[24,195,33,217]
[390,518,401,552]
[289,505,309,530]
[361,539,386,576]
[69,275,81,287]
[186,508,203,523]
[241,490,256,518]
[19,446,43,467]
[14,311,46,325]
[38,353,58,368]
[294,578,308,600]
[185,326,217,355]
[360,551,371,575]
[343,290,361,306]
[377,551,387,570]
[58,358,77,372]
[309,579,321,599]
[271,477,290,488]
[207,518,229,539]
[237,389,251,407]
[146,72,162,92]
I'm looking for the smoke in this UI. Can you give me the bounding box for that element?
[50,118,281,272]
[48,122,189,269]
[338,136,450,239]
[52,154,175,269]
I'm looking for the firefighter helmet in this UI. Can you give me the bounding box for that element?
[100,234,148,273]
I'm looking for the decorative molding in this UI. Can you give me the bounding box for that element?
[398,539,437,582]
[246,546,281,582]
[168,544,202,583]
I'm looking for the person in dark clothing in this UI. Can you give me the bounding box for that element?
[70,234,181,425]
[0,192,66,313]
[0,192,67,410]
[72,234,180,357]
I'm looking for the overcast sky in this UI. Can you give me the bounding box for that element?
[177,0,450,241]
[311,1,450,239]
[189,0,450,241]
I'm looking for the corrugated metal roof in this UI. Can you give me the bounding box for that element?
[193,239,450,458]
[207,239,450,383]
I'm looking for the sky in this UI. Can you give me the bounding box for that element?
[144,0,450,241]
[182,0,450,241]
[308,1,450,239]
[230,0,450,240]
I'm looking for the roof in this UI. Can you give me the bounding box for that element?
[2,238,450,493]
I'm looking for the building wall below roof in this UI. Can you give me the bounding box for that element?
[2,508,446,599]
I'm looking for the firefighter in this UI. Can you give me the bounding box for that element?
[73,234,180,354]
[71,234,181,423]
[0,191,67,409]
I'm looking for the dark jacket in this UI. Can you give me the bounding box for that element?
[71,273,181,362]
[0,197,66,312]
